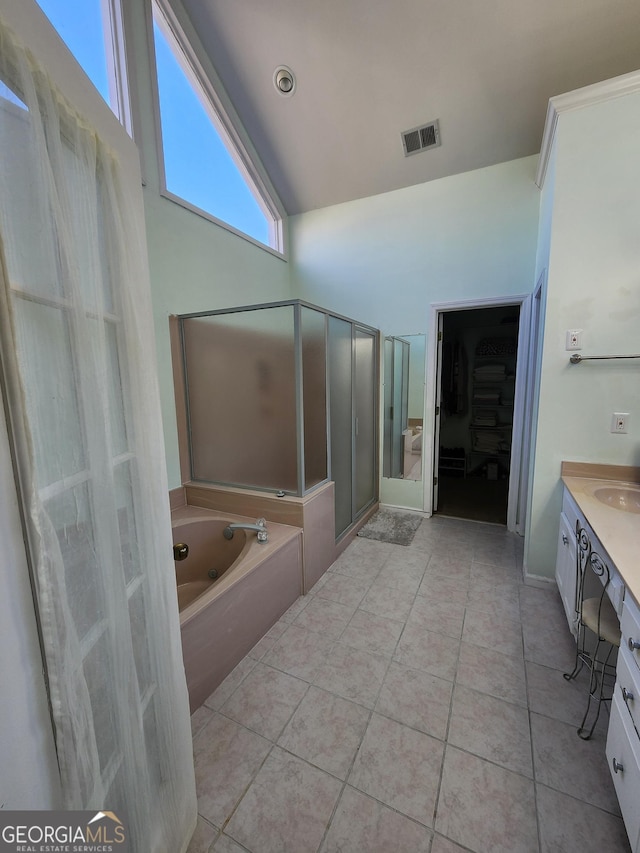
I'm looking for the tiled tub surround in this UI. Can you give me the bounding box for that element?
[187,517,631,853]
[173,505,303,712]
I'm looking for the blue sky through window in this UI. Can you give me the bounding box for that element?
[0,81,28,111]
[36,0,110,107]
[35,0,272,249]
[152,20,270,247]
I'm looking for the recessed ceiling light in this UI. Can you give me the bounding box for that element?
[274,66,296,97]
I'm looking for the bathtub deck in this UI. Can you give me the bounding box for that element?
[173,505,304,712]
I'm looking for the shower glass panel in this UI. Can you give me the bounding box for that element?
[355,328,376,514]
[328,316,353,538]
[383,338,393,478]
[178,300,377,527]
[391,338,407,477]
[183,306,298,492]
[301,306,328,490]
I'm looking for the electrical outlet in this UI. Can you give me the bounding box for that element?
[611,413,630,434]
[566,329,583,350]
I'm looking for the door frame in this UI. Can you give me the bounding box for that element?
[515,271,546,534]
[425,294,531,531]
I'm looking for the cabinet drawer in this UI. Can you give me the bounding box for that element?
[621,596,640,674]
[616,645,640,735]
[607,692,640,850]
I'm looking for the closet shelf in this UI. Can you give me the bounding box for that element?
[469,337,516,475]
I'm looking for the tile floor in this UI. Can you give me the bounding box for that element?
[187,515,632,853]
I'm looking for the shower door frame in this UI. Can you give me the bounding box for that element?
[174,300,379,513]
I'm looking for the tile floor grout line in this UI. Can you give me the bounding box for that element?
[521,601,543,853]
[428,549,472,835]
[191,518,629,853]
[312,702,375,853]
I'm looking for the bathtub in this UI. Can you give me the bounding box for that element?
[172,505,303,712]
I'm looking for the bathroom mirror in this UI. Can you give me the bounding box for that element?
[382,334,426,480]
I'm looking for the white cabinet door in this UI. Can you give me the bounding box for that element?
[607,692,640,852]
[555,511,578,635]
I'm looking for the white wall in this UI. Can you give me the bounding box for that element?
[290,156,541,507]
[526,85,640,578]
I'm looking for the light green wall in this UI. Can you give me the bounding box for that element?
[407,335,426,421]
[289,156,540,332]
[126,0,292,488]
[526,89,640,578]
[289,156,541,508]
[144,197,291,487]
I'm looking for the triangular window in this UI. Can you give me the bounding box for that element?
[152,3,281,251]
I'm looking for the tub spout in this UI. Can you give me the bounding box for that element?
[223,518,268,543]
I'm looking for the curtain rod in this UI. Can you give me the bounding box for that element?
[569,353,640,364]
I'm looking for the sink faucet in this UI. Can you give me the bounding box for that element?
[223,517,268,543]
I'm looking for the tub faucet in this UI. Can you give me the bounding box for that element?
[223,517,268,543]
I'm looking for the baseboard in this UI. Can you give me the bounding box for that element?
[379,503,428,516]
[169,485,187,511]
[522,569,557,589]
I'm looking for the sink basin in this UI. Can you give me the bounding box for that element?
[593,486,640,514]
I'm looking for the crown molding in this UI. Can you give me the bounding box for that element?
[535,69,640,189]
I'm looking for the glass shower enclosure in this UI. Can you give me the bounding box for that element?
[177,301,378,540]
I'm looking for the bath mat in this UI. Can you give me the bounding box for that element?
[357,508,423,546]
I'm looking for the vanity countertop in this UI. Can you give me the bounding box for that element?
[561,462,640,604]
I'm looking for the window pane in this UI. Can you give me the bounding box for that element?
[47,483,104,642]
[152,18,271,247]
[13,299,87,487]
[0,80,27,110]
[83,634,119,774]
[114,461,141,585]
[129,583,153,698]
[103,320,128,456]
[0,82,62,299]
[36,0,111,108]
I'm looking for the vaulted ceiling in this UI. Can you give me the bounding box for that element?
[181,0,640,215]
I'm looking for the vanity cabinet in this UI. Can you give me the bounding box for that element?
[555,502,578,634]
[555,489,625,625]
[607,593,640,852]
[556,481,640,852]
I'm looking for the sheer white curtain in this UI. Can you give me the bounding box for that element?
[0,15,196,851]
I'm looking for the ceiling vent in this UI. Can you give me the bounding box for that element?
[401,120,441,157]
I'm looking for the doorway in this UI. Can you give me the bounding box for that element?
[435,304,521,524]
